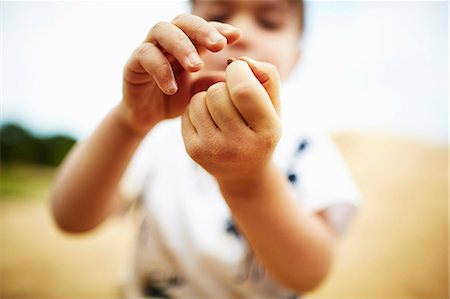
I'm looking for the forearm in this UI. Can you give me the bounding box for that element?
[50,103,151,233]
[218,163,335,293]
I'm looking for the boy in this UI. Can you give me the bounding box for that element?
[51,0,361,297]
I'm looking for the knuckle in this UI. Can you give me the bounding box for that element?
[206,82,226,99]
[151,21,168,36]
[173,14,209,42]
[155,61,170,71]
[187,138,218,162]
[172,13,190,24]
[260,135,277,151]
[231,83,255,99]
[193,21,211,36]
[191,91,207,105]
[174,33,190,47]
[135,44,154,67]
[154,61,172,80]
[136,43,151,57]
[259,126,281,149]
[186,140,202,161]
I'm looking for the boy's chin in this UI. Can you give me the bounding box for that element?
[190,71,226,97]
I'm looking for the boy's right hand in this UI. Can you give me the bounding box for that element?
[119,14,241,136]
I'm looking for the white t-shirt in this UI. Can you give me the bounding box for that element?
[120,109,361,299]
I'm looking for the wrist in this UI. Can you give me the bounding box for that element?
[217,162,280,200]
[114,102,158,138]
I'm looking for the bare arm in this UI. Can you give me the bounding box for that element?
[219,163,335,293]
[50,104,147,233]
[181,58,335,292]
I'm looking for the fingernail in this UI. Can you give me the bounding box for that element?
[209,31,225,44]
[187,52,202,67]
[166,80,178,94]
[223,26,239,35]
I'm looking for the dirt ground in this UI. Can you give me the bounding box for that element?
[1,132,448,299]
[0,199,137,299]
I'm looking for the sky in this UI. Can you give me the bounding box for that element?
[1,0,448,146]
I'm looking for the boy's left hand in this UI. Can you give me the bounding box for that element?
[181,57,281,186]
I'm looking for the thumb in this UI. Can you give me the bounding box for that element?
[238,56,281,115]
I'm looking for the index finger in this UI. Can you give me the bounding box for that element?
[171,14,241,52]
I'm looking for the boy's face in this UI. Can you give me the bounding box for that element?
[190,0,301,93]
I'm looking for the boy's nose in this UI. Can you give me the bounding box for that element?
[227,15,256,51]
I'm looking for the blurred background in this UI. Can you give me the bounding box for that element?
[1,0,448,298]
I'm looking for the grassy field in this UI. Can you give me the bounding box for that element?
[1,164,56,199]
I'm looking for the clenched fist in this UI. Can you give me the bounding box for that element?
[182,57,282,185]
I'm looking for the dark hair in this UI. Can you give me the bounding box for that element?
[190,0,305,34]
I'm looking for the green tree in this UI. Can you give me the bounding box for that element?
[0,123,76,166]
